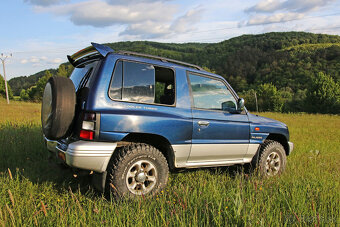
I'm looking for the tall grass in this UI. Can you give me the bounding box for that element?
[0,99,339,226]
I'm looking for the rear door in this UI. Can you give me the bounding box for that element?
[187,72,250,163]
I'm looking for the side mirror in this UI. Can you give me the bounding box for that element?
[237,98,245,111]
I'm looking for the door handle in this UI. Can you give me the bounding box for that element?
[198,121,210,126]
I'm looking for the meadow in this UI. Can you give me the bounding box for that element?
[0,98,339,226]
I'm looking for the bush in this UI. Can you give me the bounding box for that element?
[306,72,340,114]
[257,83,285,112]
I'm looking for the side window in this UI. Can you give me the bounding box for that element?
[109,60,175,105]
[189,73,236,111]
[154,66,175,105]
[109,61,122,99]
[122,61,155,103]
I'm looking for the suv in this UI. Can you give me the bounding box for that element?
[42,43,293,197]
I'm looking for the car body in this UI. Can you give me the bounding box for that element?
[43,43,293,196]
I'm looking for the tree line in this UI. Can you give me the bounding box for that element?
[4,31,340,113]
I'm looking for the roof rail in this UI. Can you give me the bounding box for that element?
[117,50,204,71]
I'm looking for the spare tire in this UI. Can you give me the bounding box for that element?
[41,76,76,140]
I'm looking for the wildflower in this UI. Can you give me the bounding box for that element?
[225,206,228,209]
[259,187,262,191]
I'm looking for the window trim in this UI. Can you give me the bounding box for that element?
[186,71,239,113]
[108,58,177,107]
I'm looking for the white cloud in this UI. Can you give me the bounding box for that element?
[20,55,64,67]
[51,58,63,63]
[37,0,177,27]
[246,12,304,26]
[246,0,282,13]
[120,7,204,39]
[30,56,40,63]
[281,0,336,13]
[20,59,28,64]
[242,0,336,26]
[25,0,69,7]
[33,0,204,39]
[170,7,204,33]
[246,0,335,13]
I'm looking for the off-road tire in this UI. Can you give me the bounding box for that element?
[41,76,76,140]
[256,140,287,177]
[107,143,169,198]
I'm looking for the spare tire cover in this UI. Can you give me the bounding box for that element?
[41,76,76,140]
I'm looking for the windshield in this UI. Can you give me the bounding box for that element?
[70,60,99,91]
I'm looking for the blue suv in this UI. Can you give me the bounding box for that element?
[42,43,293,197]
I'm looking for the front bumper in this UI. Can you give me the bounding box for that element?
[45,137,117,173]
[288,141,294,155]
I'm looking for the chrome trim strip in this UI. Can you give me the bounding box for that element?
[186,159,244,168]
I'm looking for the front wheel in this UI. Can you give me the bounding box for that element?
[107,143,169,198]
[257,140,287,177]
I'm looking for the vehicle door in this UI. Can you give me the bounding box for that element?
[187,72,250,163]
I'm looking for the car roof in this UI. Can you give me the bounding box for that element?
[111,52,225,81]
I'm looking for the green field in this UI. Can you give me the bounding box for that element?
[0,98,339,226]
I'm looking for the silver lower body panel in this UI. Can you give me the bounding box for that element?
[45,137,117,173]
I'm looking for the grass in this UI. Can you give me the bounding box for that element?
[0,98,339,226]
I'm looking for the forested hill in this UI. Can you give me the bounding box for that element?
[7,32,340,113]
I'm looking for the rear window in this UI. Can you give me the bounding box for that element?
[70,61,98,90]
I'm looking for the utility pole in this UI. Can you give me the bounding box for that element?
[0,53,12,104]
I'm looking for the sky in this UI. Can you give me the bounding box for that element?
[1,0,340,79]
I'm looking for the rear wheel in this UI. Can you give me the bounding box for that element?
[256,140,287,177]
[107,143,169,198]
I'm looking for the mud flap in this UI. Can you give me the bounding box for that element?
[92,171,107,193]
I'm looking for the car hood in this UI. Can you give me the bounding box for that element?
[247,113,287,128]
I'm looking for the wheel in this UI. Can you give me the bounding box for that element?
[41,76,76,140]
[257,140,287,177]
[107,143,169,198]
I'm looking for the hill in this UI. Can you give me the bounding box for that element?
[9,32,340,113]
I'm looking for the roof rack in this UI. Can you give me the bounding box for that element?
[117,50,204,71]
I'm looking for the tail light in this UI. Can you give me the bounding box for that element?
[79,112,96,140]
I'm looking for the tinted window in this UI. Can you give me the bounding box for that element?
[109,61,175,105]
[189,73,236,111]
[109,61,123,99]
[123,61,155,103]
[154,66,175,105]
[70,61,98,91]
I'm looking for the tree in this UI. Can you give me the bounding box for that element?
[0,74,13,99]
[57,64,68,77]
[238,89,257,111]
[25,70,52,102]
[20,89,29,101]
[35,71,52,101]
[307,72,340,113]
[257,83,284,112]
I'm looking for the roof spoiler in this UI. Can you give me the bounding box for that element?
[67,42,114,66]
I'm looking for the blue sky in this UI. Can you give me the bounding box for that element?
[1,0,340,79]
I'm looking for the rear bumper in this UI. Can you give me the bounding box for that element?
[288,141,294,155]
[45,137,117,173]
